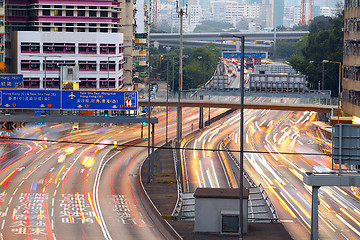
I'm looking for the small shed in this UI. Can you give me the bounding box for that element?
[194,187,249,235]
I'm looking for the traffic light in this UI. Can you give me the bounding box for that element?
[104,110,109,117]
[142,122,146,125]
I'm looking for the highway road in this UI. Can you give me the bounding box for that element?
[0,104,228,239]
[179,95,360,240]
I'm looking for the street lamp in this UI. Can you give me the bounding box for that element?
[107,55,122,90]
[176,0,188,146]
[322,59,342,124]
[220,33,245,240]
[29,55,61,89]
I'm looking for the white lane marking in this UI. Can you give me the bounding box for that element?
[93,150,120,240]
[53,189,57,197]
[52,198,54,207]
[51,219,54,230]
[1,220,4,230]
[8,197,12,205]
[19,181,24,187]
[13,188,18,195]
[4,208,8,216]
[51,208,54,217]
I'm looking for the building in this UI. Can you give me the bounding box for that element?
[0,0,4,73]
[343,1,360,122]
[5,0,129,89]
[119,0,136,90]
[13,31,124,89]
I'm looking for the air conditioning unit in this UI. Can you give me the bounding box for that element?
[91,47,97,51]
[47,47,53,50]
[101,47,107,51]
[66,47,73,50]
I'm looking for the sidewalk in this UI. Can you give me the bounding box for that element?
[141,143,293,240]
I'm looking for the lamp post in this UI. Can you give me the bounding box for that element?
[220,33,245,240]
[107,55,122,90]
[30,55,61,89]
[322,60,342,124]
[166,59,169,144]
[176,0,188,146]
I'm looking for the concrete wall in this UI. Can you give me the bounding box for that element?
[194,197,248,234]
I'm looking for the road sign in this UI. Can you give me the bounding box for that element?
[333,124,360,165]
[222,52,267,59]
[0,75,23,88]
[0,89,138,111]
[61,90,138,110]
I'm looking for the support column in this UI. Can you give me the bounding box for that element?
[311,186,320,240]
[151,123,155,175]
[199,107,203,129]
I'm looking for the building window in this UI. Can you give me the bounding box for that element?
[79,78,97,88]
[54,6,62,16]
[100,61,116,71]
[89,23,97,32]
[100,7,108,17]
[79,44,97,54]
[21,43,40,53]
[21,60,40,71]
[77,23,85,32]
[54,23,62,32]
[100,44,116,54]
[66,23,74,32]
[23,78,40,88]
[42,9,50,16]
[100,24,108,32]
[79,61,97,71]
[43,23,51,31]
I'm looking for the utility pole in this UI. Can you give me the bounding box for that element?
[176,1,187,146]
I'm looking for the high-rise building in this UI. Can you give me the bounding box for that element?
[0,0,4,73]
[272,0,284,28]
[342,1,360,121]
[5,0,129,90]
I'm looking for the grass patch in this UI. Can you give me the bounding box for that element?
[161,214,173,220]
[156,180,176,184]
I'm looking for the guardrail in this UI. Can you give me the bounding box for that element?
[171,140,183,219]
[258,184,278,221]
[221,140,278,222]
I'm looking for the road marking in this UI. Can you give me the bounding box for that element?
[53,189,57,197]
[51,219,54,230]
[13,188,18,195]
[4,208,8,216]
[8,197,12,205]
[52,198,54,207]
[19,181,24,187]
[51,208,54,217]
[1,219,4,229]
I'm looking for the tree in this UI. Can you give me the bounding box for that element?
[151,43,221,91]
[193,21,234,33]
[289,13,344,96]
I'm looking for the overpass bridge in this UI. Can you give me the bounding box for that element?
[150,31,309,42]
[139,99,335,113]
[151,31,308,52]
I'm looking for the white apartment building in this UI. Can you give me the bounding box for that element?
[13,31,125,90]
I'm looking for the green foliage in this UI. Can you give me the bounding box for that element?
[150,43,221,91]
[270,40,298,61]
[193,21,234,33]
[288,14,344,96]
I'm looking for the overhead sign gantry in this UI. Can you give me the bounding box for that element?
[0,89,138,110]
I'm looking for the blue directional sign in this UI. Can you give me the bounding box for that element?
[222,52,267,59]
[61,90,138,110]
[0,89,138,110]
[0,90,60,109]
[0,74,23,88]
